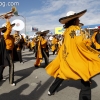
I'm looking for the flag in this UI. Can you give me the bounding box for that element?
[32,27,38,32]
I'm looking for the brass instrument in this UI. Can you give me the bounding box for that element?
[15,36,20,45]
[14,31,21,45]
[0,6,18,19]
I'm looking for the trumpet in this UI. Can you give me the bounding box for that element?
[0,6,18,19]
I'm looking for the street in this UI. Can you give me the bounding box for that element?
[0,49,100,100]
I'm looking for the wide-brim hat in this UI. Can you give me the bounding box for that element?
[53,34,57,37]
[0,23,15,32]
[59,9,87,24]
[41,30,49,34]
[0,27,6,32]
[36,30,49,35]
[35,31,42,35]
[11,23,15,27]
[79,23,84,27]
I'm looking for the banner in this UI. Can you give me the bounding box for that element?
[82,24,100,29]
[55,27,65,34]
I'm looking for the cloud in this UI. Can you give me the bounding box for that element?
[27,0,100,33]
[1,0,100,36]
[31,0,66,14]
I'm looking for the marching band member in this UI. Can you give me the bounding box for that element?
[56,38,63,54]
[51,35,58,55]
[91,28,100,51]
[34,30,49,67]
[0,23,15,82]
[27,39,33,51]
[14,31,24,64]
[31,37,36,54]
[20,34,26,51]
[2,15,15,86]
[45,9,100,100]
[79,23,92,47]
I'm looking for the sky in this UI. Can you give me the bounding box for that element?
[0,0,100,36]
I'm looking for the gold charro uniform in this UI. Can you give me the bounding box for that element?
[34,36,43,66]
[46,25,100,81]
[34,36,49,67]
[3,21,15,84]
[56,39,63,54]
[4,21,14,50]
[31,38,36,49]
[51,37,58,52]
[14,33,21,51]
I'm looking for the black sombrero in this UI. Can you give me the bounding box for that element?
[36,30,49,35]
[59,9,87,24]
[0,23,15,32]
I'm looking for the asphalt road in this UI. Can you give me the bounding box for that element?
[0,49,100,100]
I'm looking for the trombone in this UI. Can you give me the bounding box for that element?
[0,6,18,19]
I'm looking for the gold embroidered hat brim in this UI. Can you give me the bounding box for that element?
[0,27,6,32]
[0,23,15,32]
[35,31,42,35]
[36,30,49,35]
[42,30,49,34]
[59,9,87,24]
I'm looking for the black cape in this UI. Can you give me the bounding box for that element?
[91,33,100,51]
[0,36,19,67]
[0,36,6,66]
